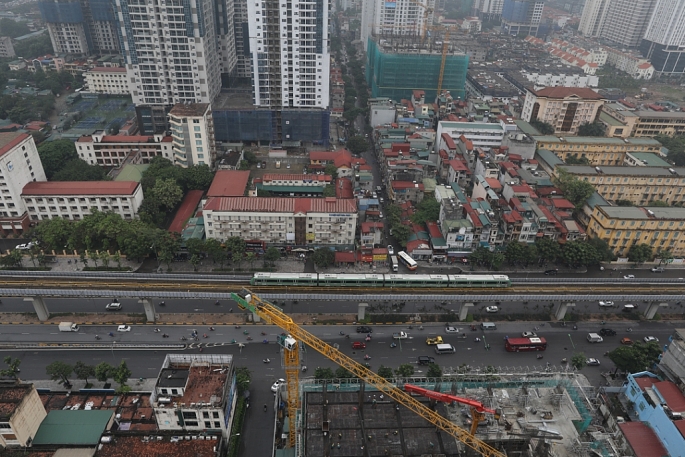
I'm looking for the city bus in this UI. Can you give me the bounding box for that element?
[505,337,547,352]
[390,255,399,272]
[397,251,418,271]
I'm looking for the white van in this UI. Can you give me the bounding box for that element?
[481,322,497,330]
[587,333,604,343]
[623,304,637,312]
[435,343,456,354]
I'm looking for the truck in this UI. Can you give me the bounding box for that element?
[393,331,408,339]
[390,255,399,272]
[59,322,79,332]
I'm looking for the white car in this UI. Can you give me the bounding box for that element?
[598,301,615,307]
[644,336,659,343]
[522,331,537,338]
[387,245,394,255]
[105,302,122,310]
[15,242,36,250]
[485,306,499,313]
[586,358,601,366]
[117,325,131,332]
[271,378,286,392]
[445,326,458,333]
[623,275,635,279]
[379,212,384,218]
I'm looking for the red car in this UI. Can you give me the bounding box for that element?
[352,342,366,350]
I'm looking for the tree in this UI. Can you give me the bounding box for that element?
[504,242,526,265]
[608,342,662,373]
[264,247,280,268]
[535,238,561,264]
[73,361,95,384]
[108,121,121,135]
[246,252,257,270]
[562,240,600,268]
[0,356,21,378]
[322,185,336,197]
[529,119,555,135]
[185,238,205,257]
[37,140,79,179]
[570,352,586,370]
[553,169,596,209]
[190,254,201,271]
[46,361,73,384]
[577,122,606,137]
[225,237,247,258]
[377,365,394,380]
[395,363,415,377]
[411,197,440,225]
[346,135,368,155]
[52,159,108,181]
[113,360,132,387]
[649,200,670,207]
[335,366,353,379]
[95,362,114,382]
[587,237,616,262]
[0,250,23,268]
[391,224,410,248]
[312,247,335,268]
[205,239,228,267]
[314,367,335,380]
[235,367,251,393]
[151,178,183,210]
[426,364,442,378]
[616,199,634,206]
[468,246,493,268]
[324,164,338,179]
[656,248,673,266]
[0,18,30,38]
[565,155,591,165]
[183,165,215,191]
[628,243,653,264]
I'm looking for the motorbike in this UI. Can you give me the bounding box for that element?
[162,334,169,338]
[215,301,220,306]
[627,328,633,332]
[108,332,114,337]
[209,327,215,331]
[418,326,424,330]
[154,328,161,333]
[301,366,307,372]
[536,354,543,359]
[364,354,371,360]
[159,301,165,306]
[235,325,241,329]
[365,336,371,342]
[262,339,269,344]
[474,337,481,342]
[246,336,253,341]
[203,334,208,339]
[95,335,101,340]
[261,332,267,336]
[339,331,345,336]
[230,339,237,344]
[180,336,187,341]
[471,325,477,331]
[561,358,568,364]
[263,358,271,364]
[345,334,350,339]
[243,330,249,335]
[390,342,397,348]
[573,325,578,330]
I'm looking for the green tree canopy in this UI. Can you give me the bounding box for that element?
[377,365,394,380]
[561,240,600,268]
[95,362,114,382]
[535,238,562,264]
[571,352,586,370]
[346,135,368,155]
[426,364,442,377]
[324,163,338,179]
[46,361,73,384]
[151,178,183,210]
[235,367,251,393]
[608,342,662,373]
[0,18,30,38]
[73,361,95,384]
[37,139,79,179]
[553,169,596,209]
[577,122,606,137]
[529,119,555,135]
[314,367,335,380]
[395,363,415,377]
[312,247,335,268]
[628,243,653,264]
[411,197,440,224]
[52,158,109,181]
[113,360,132,386]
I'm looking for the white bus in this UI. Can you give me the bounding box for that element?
[397,251,418,271]
[390,255,399,272]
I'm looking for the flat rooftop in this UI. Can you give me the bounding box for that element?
[302,378,586,457]
[213,90,257,110]
[180,365,228,405]
[96,434,218,457]
[560,165,685,176]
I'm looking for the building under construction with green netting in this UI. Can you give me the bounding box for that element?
[365,35,469,103]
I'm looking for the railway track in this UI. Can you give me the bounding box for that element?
[0,277,682,294]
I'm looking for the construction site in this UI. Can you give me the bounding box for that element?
[365,32,469,102]
[232,291,615,457]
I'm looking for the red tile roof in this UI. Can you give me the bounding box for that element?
[0,132,30,158]
[426,221,442,238]
[485,178,502,189]
[654,381,685,413]
[207,170,250,197]
[335,251,359,263]
[391,143,411,153]
[634,376,660,392]
[449,159,469,172]
[441,133,457,150]
[392,181,425,191]
[530,87,604,100]
[459,135,473,150]
[618,422,668,457]
[168,190,204,234]
[361,222,384,233]
[335,177,353,199]
[22,181,140,196]
[551,198,575,209]
[204,197,357,214]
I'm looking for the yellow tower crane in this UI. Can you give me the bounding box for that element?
[436,28,451,98]
[231,289,506,457]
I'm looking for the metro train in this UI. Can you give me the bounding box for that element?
[251,272,511,288]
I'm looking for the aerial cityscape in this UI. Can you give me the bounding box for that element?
[0,0,684,456]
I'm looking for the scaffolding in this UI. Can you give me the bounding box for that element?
[365,37,468,102]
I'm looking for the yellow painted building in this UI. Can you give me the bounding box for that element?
[557,165,685,206]
[586,205,685,257]
[0,384,47,447]
[534,136,662,166]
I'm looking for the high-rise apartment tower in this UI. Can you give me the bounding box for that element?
[641,0,685,74]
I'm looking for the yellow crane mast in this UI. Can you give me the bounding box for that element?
[231,289,506,457]
[436,28,450,98]
[278,333,301,448]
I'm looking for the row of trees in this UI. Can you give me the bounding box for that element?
[656,134,685,166]
[46,360,132,392]
[314,362,442,380]
[37,140,108,181]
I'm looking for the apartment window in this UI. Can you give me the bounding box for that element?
[214,421,221,428]
[194,126,201,131]
[204,421,211,428]
[212,411,219,418]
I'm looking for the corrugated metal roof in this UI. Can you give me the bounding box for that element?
[204,197,356,214]
[22,181,139,196]
[207,170,250,197]
[33,410,114,445]
[618,422,668,457]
